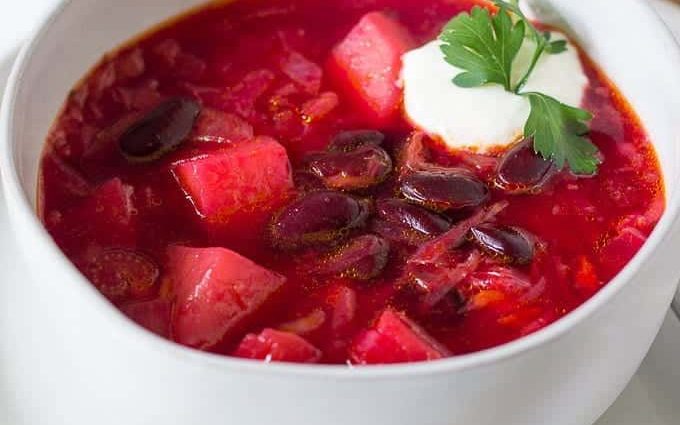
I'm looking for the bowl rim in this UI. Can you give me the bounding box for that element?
[2,0,680,380]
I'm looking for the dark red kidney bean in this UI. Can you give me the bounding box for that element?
[270,191,371,250]
[328,130,385,152]
[468,225,535,265]
[373,199,450,245]
[83,249,160,302]
[308,145,393,191]
[293,170,326,193]
[317,235,390,280]
[401,171,489,212]
[496,139,556,194]
[119,97,201,162]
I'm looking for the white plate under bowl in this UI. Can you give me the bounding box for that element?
[0,0,679,424]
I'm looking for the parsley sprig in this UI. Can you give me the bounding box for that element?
[440,6,525,91]
[439,0,600,175]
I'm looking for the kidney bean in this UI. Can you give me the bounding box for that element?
[84,249,160,302]
[119,97,201,162]
[270,191,371,249]
[468,224,535,265]
[308,145,393,191]
[372,199,450,245]
[496,139,556,194]
[293,170,326,193]
[401,171,489,212]
[328,129,385,152]
[317,235,390,280]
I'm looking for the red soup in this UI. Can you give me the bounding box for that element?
[39,0,664,365]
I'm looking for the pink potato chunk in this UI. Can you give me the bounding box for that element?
[233,328,322,363]
[168,246,286,349]
[327,12,414,127]
[350,309,449,364]
[172,136,294,224]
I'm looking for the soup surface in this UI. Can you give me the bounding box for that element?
[39,0,664,365]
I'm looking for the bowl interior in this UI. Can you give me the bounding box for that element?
[3,0,680,370]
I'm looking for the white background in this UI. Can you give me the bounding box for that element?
[0,0,59,59]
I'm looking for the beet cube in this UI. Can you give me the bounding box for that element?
[327,12,414,126]
[350,309,449,364]
[172,136,294,225]
[168,246,286,349]
[233,329,322,363]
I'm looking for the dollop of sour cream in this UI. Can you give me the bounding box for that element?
[401,33,588,153]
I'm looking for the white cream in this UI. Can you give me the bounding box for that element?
[401,33,588,153]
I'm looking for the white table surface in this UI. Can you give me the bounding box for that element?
[0,1,679,424]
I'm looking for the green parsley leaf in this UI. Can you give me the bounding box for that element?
[545,39,568,54]
[492,0,524,23]
[524,92,600,175]
[439,6,525,91]
[542,32,568,54]
[438,0,601,175]
[491,1,562,54]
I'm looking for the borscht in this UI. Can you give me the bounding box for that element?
[38,0,664,365]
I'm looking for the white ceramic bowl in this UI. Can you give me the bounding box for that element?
[2,1,680,424]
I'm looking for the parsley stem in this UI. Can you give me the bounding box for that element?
[514,40,545,93]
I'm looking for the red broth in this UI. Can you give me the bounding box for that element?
[39,0,664,364]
